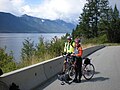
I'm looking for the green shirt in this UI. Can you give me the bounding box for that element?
[64,41,75,53]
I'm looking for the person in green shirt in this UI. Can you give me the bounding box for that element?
[63,36,75,73]
[64,36,75,53]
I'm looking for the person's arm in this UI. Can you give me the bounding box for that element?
[76,47,83,57]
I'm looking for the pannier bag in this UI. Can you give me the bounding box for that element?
[84,58,90,65]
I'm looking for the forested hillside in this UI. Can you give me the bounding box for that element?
[72,0,120,43]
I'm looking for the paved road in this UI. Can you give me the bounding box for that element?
[34,46,120,90]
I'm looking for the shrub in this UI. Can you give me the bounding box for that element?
[0,48,17,73]
[21,38,36,61]
[82,34,108,44]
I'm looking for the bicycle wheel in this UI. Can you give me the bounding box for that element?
[68,66,75,81]
[83,64,95,80]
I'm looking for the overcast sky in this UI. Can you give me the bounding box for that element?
[0,0,120,23]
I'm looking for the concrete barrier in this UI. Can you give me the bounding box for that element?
[43,56,64,79]
[0,45,105,90]
[0,63,47,90]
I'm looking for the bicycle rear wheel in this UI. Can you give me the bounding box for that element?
[83,64,95,80]
[68,66,75,81]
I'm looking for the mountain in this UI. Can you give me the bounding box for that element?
[0,12,76,33]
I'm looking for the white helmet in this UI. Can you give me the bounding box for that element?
[67,36,72,40]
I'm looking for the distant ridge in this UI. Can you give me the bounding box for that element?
[0,12,75,33]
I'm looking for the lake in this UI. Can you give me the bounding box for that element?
[0,33,65,62]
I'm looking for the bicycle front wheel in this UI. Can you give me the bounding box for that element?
[68,66,75,81]
[83,64,95,80]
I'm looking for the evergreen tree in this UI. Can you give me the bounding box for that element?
[113,4,119,20]
[0,48,17,73]
[21,38,35,61]
[73,0,110,39]
[109,5,120,43]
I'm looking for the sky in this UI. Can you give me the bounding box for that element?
[0,0,120,23]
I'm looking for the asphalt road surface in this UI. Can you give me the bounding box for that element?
[34,46,120,90]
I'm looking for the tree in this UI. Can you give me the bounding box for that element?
[0,48,17,73]
[35,37,46,59]
[72,25,82,39]
[113,4,119,20]
[21,38,35,61]
[108,5,120,43]
[73,0,110,39]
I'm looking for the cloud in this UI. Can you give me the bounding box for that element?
[0,0,25,16]
[21,0,87,23]
[0,0,87,23]
[1,0,120,23]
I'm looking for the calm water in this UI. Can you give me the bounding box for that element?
[0,33,65,62]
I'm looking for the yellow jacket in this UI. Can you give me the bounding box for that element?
[64,41,75,53]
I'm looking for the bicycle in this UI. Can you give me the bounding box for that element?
[58,54,75,84]
[65,55,75,80]
[82,58,95,80]
[64,56,95,81]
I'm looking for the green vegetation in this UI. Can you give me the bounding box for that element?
[19,36,65,68]
[72,0,120,43]
[82,34,108,44]
[0,48,17,73]
[0,36,66,73]
[1,0,120,74]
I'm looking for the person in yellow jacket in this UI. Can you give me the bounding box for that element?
[63,36,75,73]
[64,36,75,53]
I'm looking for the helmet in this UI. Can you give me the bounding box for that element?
[67,36,72,40]
[75,38,80,43]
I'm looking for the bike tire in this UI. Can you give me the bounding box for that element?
[68,66,75,81]
[83,64,95,80]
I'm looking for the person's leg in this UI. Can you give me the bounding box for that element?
[63,61,66,73]
[73,59,79,82]
[75,67,78,80]
[78,57,82,82]
[73,68,78,82]
[63,55,68,73]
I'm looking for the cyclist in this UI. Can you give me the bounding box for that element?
[72,38,83,83]
[63,36,75,73]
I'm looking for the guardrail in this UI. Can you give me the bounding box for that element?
[0,45,105,90]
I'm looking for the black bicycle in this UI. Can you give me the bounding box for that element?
[82,58,95,80]
[58,55,75,84]
[65,56,95,81]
